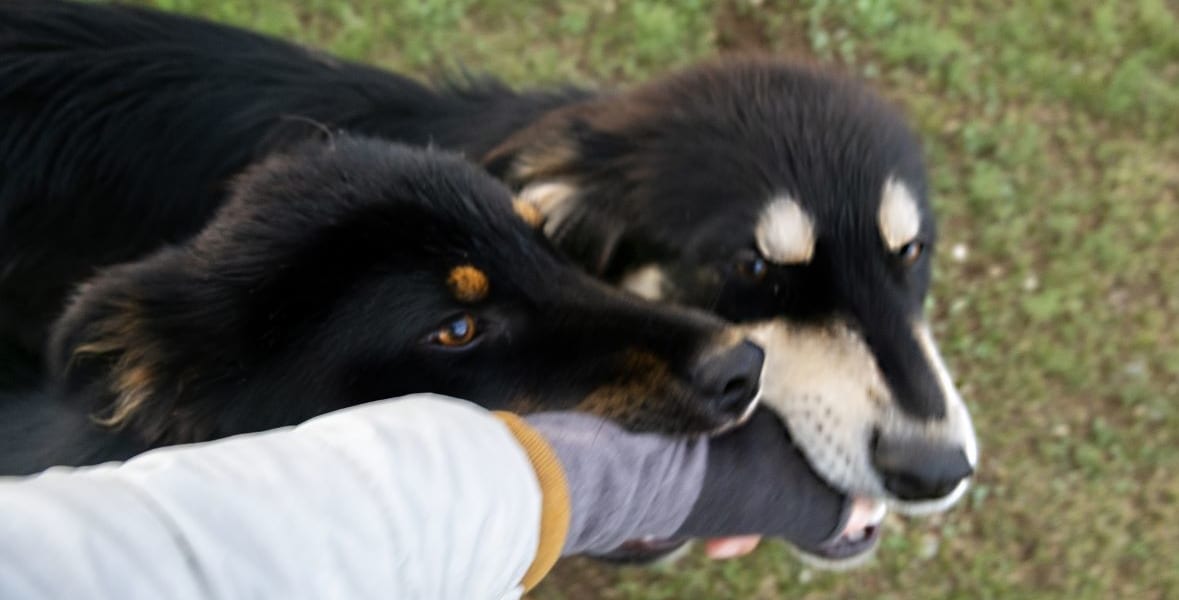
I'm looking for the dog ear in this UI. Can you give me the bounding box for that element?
[537,190,628,277]
[50,269,164,439]
[49,253,225,444]
[483,103,584,184]
[484,105,633,276]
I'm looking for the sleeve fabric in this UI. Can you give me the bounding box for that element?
[0,394,559,600]
[491,413,571,590]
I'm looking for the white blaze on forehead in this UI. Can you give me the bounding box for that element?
[755,196,815,264]
[878,177,922,251]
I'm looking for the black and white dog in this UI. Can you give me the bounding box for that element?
[0,0,977,565]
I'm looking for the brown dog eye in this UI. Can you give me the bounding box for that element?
[432,314,478,347]
[898,241,924,266]
[735,254,768,282]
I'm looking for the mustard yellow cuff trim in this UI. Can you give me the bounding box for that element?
[494,412,571,592]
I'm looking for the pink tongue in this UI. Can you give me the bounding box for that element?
[705,535,762,559]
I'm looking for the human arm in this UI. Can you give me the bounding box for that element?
[0,395,545,600]
[0,395,851,599]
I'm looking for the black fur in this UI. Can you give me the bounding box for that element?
[0,0,584,370]
[0,1,946,424]
[1,136,761,474]
[489,62,942,419]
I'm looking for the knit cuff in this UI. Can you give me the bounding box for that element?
[492,412,571,591]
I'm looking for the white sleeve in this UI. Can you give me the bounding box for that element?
[0,394,541,600]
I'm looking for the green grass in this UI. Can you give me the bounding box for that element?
[120,0,1179,597]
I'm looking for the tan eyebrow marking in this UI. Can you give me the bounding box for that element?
[878,177,921,251]
[756,196,815,264]
[447,265,490,303]
[512,198,544,228]
[516,181,578,239]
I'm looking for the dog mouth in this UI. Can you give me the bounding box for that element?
[598,401,890,567]
[708,392,761,436]
[599,496,887,565]
[802,496,887,563]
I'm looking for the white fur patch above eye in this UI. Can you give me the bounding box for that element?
[878,177,921,251]
[755,196,815,264]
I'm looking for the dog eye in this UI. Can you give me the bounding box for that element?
[897,241,924,266]
[431,314,478,347]
[735,253,768,282]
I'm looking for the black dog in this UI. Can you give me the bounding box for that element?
[0,0,976,564]
[0,135,766,475]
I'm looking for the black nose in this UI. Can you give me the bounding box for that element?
[872,434,975,501]
[691,340,764,422]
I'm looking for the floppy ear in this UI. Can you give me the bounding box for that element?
[50,268,166,439]
[49,253,231,444]
[484,105,632,276]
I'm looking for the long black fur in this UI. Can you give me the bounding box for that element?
[0,1,950,427]
[0,0,586,368]
[1,136,762,474]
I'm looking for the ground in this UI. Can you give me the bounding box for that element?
[117,0,1179,597]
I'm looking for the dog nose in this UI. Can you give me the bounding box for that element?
[872,434,975,501]
[692,340,764,422]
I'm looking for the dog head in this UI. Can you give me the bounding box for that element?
[488,58,978,557]
[49,136,765,445]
